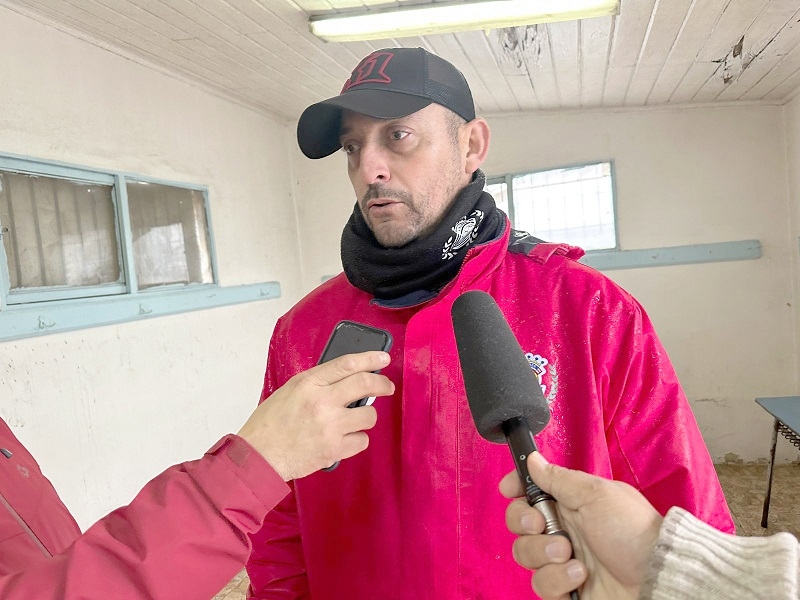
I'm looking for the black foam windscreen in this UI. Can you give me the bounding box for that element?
[451,290,551,443]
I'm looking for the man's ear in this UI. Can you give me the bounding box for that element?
[463,118,490,174]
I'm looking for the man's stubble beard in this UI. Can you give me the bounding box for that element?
[362,175,463,249]
[360,185,421,248]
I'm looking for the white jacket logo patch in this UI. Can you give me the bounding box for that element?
[442,209,484,260]
[525,353,557,405]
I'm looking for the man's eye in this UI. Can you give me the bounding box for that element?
[390,131,409,141]
[341,143,358,155]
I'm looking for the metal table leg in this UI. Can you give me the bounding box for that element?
[761,418,780,528]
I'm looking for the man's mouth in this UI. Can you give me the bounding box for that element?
[367,199,400,209]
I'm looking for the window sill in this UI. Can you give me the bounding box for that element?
[580,239,761,271]
[0,282,280,342]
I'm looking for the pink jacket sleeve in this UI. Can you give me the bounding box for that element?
[601,300,735,533]
[245,484,309,599]
[246,330,310,599]
[0,434,289,599]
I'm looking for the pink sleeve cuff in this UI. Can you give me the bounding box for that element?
[205,435,290,512]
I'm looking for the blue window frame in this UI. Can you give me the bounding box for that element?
[0,153,279,341]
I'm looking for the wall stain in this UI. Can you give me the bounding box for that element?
[715,35,746,85]
[695,397,725,405]
[498,25,543,71]
[717,26,785,86]
[724,452,744,464]
[732,35,744,59]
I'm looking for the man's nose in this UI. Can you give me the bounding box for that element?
[357,143,390,186]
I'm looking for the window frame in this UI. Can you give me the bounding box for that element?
[0,152,279,344]
[0,153,220,308]
[487,160,761,273]
[486,159,620,253]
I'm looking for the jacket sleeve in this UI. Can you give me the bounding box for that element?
[246,329,311,599]
[642,507,799,599]
[0,434,289,599]
[600,299,736,534]
[245,484,309,599]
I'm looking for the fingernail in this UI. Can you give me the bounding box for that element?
[378,352,390,364]
[567,562,585,581]
[530,452,549,468]
[545,540,569,561]
[520,513,536,533]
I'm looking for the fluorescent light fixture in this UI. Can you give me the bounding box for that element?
[309,0,620,42]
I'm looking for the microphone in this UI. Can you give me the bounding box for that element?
[451,290,580,600]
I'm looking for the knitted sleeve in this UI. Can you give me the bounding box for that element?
[641,506,799,600]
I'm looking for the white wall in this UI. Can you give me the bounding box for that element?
[785,95,800,382]
[0,8,302,528]
[290,103,800,463]
[290,148,354,288]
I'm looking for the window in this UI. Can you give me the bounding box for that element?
[486,161,617,251]
[127,182,213,290]
[0,155,216,306]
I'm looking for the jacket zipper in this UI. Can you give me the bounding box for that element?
[0,490,52,557]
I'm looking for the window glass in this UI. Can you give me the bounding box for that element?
[485,180,509,215]
[127,182,213,289]
[0,170,120,291]
[486,162,616,251]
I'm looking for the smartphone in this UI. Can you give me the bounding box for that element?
[318,320,393,408]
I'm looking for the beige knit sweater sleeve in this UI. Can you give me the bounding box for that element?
[640,507,799,600]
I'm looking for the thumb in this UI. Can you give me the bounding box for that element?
[527,452,601,512]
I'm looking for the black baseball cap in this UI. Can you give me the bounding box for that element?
[297,47,476,159]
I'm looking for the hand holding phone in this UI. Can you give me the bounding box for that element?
[318,321,393,408]
[318,321,392,470]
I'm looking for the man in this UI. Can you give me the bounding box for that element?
[0,351,392,598]
[501,452,799,600]
[246,47,734,599]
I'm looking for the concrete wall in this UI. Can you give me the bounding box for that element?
[0,7,302,528]
[784,94,800,388]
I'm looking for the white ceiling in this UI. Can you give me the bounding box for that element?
[4,0,800,121]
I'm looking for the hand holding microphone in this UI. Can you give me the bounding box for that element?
[500,452,663,600]
[451,290,581,600]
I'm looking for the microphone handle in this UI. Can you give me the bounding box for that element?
[502,417,580,600]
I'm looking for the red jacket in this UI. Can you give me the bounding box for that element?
[246,226,734,599]
[0,418,289,598]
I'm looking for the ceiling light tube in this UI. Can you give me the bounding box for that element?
[309,0,620,42]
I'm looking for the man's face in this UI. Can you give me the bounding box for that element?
[339,103,470,248]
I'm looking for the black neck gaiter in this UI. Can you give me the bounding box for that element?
[341,170,506,300]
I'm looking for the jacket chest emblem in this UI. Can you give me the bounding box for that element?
[525,353,557,405]
[442,209,484,260]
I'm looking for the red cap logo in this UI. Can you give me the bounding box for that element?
[341,51,395,93]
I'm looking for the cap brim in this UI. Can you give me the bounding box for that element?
[297,89,433,159]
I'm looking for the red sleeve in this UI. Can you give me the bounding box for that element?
[0,434,290,599]
[246,484,309,599]
[602,301,736,534]
[246,330,310,599]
